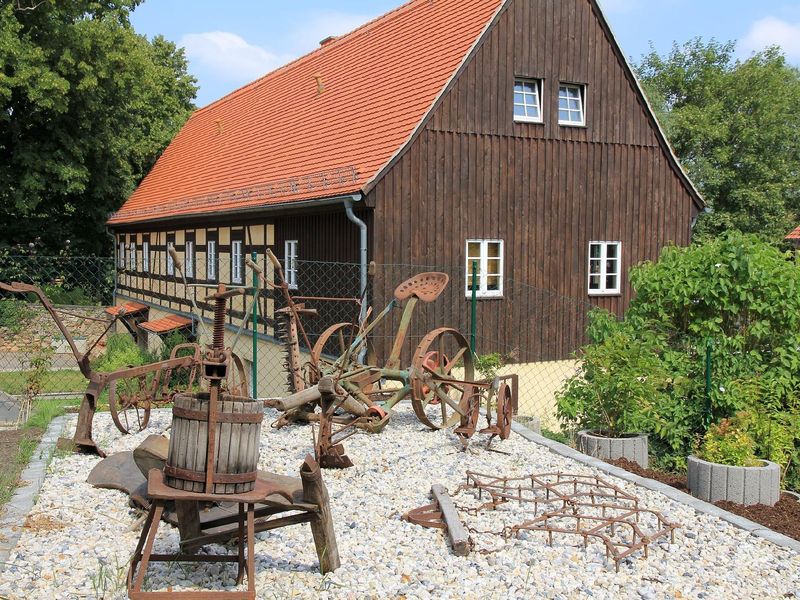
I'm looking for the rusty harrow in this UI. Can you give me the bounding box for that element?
[405,471,680,571]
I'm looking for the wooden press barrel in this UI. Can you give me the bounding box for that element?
[165,392,263,494]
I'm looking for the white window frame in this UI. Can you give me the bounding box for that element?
[129,241,136,271]
[465,239,504,299]
[558,83,586,126]
[231,240,243,284]
[118,240,125,268]
[513,78,543,123]
[166,241,175,276]
[285,240,298,290]
[185,240,194,278]
[142,240,150,273]
[207,240,217,281]
[588,241,622,296]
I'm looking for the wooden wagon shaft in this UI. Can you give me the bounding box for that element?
[404,485,472,556]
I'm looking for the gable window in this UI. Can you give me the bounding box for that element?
[185,238,195,279]
[142,238,150,273]
[588,241,621,295]
[559,84,585,126]
[129,241,136,271]
[465,239,504,298]
[207,238,218,282]
[513,79,543,123]
[166,236,175,277]
[231,239,243,284]
[118,240,125,269]
[285,240,298,290]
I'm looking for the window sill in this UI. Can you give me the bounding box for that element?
[464,295,504,301]
[559,122,587,128]
[514,117,544,125]
[588,292,622,298]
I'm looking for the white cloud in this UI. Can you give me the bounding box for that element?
[287,11,375,54]
[179,31,293,83]
[739,16,800,60]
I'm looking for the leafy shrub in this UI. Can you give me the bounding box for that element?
[157,331,197,388]
[556,321,669,437]
[41,284,93,306]
[561,233,800,487]
[92,333,153,372]
[474,353,504,381]
[698,415,759,467]
[0,299,33,332]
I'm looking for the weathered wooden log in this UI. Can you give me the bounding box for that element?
[133,435,169,477]
[431,484,471,556]
[274,382,367,417]
[300,454,340,573]
[165,392,263,494]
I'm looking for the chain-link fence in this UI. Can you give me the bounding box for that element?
[1,255,591,432]
[0,256,115,427]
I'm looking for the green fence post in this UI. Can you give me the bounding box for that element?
[704,338,713,428]
[251,251,258,399]
[470,260,478,355]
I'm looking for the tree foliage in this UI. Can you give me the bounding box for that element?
[557,234,800,488]
[636,39,800,240]
[0,0,197,255]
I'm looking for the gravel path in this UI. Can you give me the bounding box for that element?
[0,407,798,599]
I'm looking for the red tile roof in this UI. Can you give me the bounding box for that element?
[139,315,192,334]
[787,226,800,240]
[109,0,504,225]
[104,301,148,317]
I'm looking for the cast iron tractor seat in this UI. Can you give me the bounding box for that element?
[393,272,449,303]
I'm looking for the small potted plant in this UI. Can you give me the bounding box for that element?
[688,415,781,506]
[556,331,663,468]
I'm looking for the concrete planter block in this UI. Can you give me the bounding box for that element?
[687,455,781,506]
[576,430,649,469]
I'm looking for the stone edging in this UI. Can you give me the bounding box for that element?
[512,421,800,554]
[0,415,67,570]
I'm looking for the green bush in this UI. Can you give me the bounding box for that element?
[41,284,93,306]
[556,319,670,437]
[0,299,33,332]
[698,415,759,467]
[93,333,153,372]
[560,233,800,486]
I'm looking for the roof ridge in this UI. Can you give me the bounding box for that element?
[194,0,419,114]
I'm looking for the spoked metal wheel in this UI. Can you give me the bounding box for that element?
[411,327,474,430]
[495,381,513,439]
[108,376,152,434]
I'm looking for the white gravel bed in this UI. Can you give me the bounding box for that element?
[1,406,799,599]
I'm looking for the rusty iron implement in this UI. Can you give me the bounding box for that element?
[405,471,680,569]
[0,281,204,456]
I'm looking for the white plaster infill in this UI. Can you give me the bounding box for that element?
[512,421,800,554]
[0,416,67,571]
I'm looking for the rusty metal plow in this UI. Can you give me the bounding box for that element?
[405,471,680,569]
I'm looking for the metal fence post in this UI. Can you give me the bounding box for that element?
[704,338,713,428]
[470,260,478,354]
[251,251,258,399]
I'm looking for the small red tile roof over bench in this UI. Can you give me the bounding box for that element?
[787,225,800,241]
[108,0,504,225]
[139,315,193,334]
[104,301,148,317]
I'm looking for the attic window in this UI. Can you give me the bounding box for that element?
[513,79,543,123]
[559,84,586,126]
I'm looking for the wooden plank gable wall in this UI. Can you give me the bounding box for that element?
[367,0,699,362]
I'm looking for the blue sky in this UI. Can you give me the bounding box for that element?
[130,1,800,107]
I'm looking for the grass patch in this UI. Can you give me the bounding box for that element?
[0,396,80,508]
[0,369,86,395]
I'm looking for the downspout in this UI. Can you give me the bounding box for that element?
[343,195,369,362]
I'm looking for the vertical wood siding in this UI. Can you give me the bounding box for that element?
[368,0,698,362]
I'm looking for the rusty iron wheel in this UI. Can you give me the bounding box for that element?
[496,382,513,439]
[108,376,152,434]
[459,389,483,434]
[411,327,474,430]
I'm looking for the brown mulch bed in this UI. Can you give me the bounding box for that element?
[607,458,800,542]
